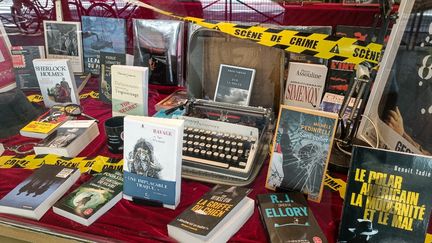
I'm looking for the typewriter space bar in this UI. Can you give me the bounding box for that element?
[182,155,229,168]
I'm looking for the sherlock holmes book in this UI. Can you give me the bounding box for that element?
[338,146,432,243]
[257,192,327,243]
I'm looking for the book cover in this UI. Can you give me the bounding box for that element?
[168,185,252,236]
[257,192,327,243]
[0,22,15,93]
[0,164,80,220]
[20,105,71,138]
[338,146,432,242]
[266,105,338,202]
[155,90,188,111]
[111,65,148,116]
[81,16,126,75]
[123,116,184,209]
[11,46,45,90]
[53,170,123,226]
[214,64,255,106]
[33,59,79,108]
[283,62,328,110]
[44,21,84,73]
[99,52,126,103]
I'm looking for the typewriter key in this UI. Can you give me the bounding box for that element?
[219,153,226,161]
[205,144,212,150]
[224,147,230,154]
[206,151,212,158]
[212,144,218,151]
[218,145,224,152]
[199,142,206,149]
[225,140,231,147]
[226,154,232,162]
[231,148,237,155]
[200,150,206,157]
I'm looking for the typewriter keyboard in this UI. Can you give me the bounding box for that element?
[180,116,259,180]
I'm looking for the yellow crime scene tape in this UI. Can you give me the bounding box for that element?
[127,0,383,66]
[27,91,99,103]
[0,154,123,173]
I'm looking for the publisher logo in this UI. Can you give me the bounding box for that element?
[120,131,124,141]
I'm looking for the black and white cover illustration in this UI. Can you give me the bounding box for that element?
[133,20,183,86]
[41,125,86,148]
[214,64,255,106]
[44,21,83,73]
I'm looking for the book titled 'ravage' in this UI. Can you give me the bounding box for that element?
[257,192,327,243]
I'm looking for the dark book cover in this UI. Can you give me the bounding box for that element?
[338,146,432,243]
[11,46,45,90]
[257,192,327,243]
[0,165,78,210]
[81,16,126,75]
[54,170,123,219]
[266,106,338,202]
[99,51,126,103]
[168,185,251,236]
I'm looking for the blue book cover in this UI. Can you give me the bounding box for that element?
[266,105,338,202]
[81,16,126,75]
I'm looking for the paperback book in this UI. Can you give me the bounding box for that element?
[33,58,79,108]
[111,65,148,116]
[155,90,188,111]
[81,16,126,75]
[99,51,126,103]
[44,21,83,73]
[257,192,327,243]
[338,146,432,242]
[0,165,80,220]
[266,105,338,202]
[53,169,123,226]
[168,185,254,243]
[34,120,99,157]
[123,116,184,209]
[11,46,45,90]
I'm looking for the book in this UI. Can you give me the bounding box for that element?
[53,170,123,226]
[34,120,99,157]
[20,105,72,139]
[167,185,254,243]
[265,105,338,202]
[155,90,188,111]
[214,64,256,106]
[11,46,45,90]
[81,16,126,75]
[111,65,149,117]
[74,73,91,93]
[44,21,84,73]
[123,115,184,209]
[99,51,126,103]
[257,192,327,243]
[320,92,361,128]
[283,62,328,110]
[33,58,79,108]
[0,22,15,93]
[0,165,80,220]
[338,146,432,242]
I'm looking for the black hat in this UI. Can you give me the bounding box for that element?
[348,219,378,236]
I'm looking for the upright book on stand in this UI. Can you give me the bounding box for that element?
[0,165,80,220]
[338,146,432,243]
[99,52,126,103]
[123,116,184,209]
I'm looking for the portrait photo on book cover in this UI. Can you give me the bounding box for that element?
[127,138,163,179]
[47,79,72,103]
[45,23,79,57]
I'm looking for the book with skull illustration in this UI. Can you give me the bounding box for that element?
[0,165,80,220]
[265,105,337,202]
[123,115,184,209]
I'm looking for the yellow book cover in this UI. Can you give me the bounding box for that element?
[20,105,70,138]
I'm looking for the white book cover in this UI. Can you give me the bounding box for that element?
[33,59,79,108]
[123,115,184,209]
[283,62,328,110]
[111,65,148,117]
[44,21,84,73]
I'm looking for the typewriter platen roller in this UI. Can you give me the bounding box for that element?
[179,99,274,186]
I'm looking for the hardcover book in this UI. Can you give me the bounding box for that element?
[53,170,123,226]
[168,185,254,243]
[266,105,338,202]
[20,105,72,139]
[34,120,99,157]
[81,16,126,75]
[99,52,126,103]
[338,146,432,243]
[123,115,184,209]
[257,192,327,243]
[0,165,80,220]
[111,65,149,116]
[33,58,79,108]
[214,64,256,106]
[44,21,84,73]
[0,22,15,93]
[155,90,188,111]
[11,46,45,90]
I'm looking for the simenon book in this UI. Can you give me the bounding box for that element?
[99,51,126,104]
[338,146,432,243]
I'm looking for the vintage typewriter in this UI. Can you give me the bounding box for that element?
[177,99,274,186]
